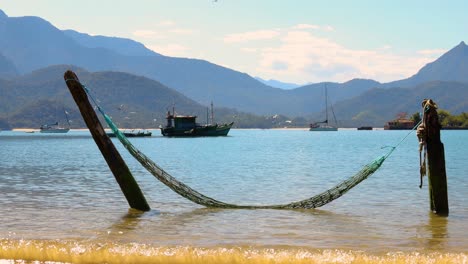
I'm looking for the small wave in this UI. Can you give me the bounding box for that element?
[1,239,467,264]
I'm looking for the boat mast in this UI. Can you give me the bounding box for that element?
[325,84,329,125]
[210,101,214,124]
[64,108,71,128]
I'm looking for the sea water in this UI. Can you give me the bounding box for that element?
[0,129,467,263]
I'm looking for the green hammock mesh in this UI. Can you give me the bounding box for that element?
[98,104,391,209]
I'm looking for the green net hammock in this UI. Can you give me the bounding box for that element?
[81,84,409,209]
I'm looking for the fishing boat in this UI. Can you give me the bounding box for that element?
[39,122,70,133]
[160,103,233,137]
[40,109,71,133]
[310,84,338,131]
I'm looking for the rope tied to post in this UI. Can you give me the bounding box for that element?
[417,99,438,188]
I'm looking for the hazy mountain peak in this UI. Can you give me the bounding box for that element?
[254,77,302,89]
[384,41,468,87]
[63,29,160,57]
[0,9,7,19]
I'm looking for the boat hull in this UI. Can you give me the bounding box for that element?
[309,126,337,131]
[161,122,233,137]
[39,128,70,133]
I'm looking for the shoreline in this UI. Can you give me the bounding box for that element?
[8,127,390,132]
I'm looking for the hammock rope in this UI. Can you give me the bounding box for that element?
[75,81,418,209]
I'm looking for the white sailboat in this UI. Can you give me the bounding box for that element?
[309,84,338,131]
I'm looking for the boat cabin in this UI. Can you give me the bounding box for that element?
[166,112,198,129]
[384,118,415,130]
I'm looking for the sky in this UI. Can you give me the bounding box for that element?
[1,0,467,84]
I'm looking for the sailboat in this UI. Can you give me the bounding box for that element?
[40,109,71,133]
[309,84,338,131]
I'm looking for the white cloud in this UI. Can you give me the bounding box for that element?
[225,27,440,83]
[323,25,335,32]
[418,49,446,56]
[223,30,280,43]
[133,30,157,38]
[240,47,258,53]
[169,28,196,35]
[159,20,175,27]
[137,23,444,84]
[292,24,320,30]
[291,23,335,32]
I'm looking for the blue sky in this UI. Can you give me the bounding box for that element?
[1,0,466,84]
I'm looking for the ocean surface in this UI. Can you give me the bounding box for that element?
[0,129,467,263]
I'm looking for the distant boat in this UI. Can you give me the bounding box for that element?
[357,126,373,130]
[40,123,70,133]
[310,84,338,131]
[39,122,70,133]
[384,114,415,130]
[107,130,152,137]
[160,103,233,137]
[40,110,71,133]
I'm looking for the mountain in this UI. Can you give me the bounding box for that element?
[0,9,385,116]
[385,41,468,88]
[0,65,204,128]
[63,30,160,57]
[0,52,18,78]
[254,77,302,89]
[291,78,381,103]
[0,65,281,129]
[332,81,468,127]
[1,9,468,121]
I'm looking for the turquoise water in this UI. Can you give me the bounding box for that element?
[0,129,467,262]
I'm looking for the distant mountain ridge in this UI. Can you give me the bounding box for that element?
[255,77,302,89]
[63,30,161,57]
[1,9,468,125]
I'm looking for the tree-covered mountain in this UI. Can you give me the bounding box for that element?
[0,52,17,78]
[332,81,468,127]
[0,65,286,129]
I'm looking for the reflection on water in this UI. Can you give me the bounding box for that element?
[425,213,449,251]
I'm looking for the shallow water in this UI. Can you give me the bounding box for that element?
[1,129,467,263]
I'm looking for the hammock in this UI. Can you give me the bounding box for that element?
[81,84,406,209]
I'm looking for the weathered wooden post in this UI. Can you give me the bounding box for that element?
[417,99,448,216]
[64,70,150,211]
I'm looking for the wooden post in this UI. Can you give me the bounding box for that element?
[421,99,449,216]
[64,70,150,211]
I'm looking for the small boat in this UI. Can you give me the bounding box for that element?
[357,126,373,130]
[310,84,338,131]
[40,109,71,133]
[160,103,233,137]
[384,113,415,130]
[39,122,70,133]
[107,130,152,137]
